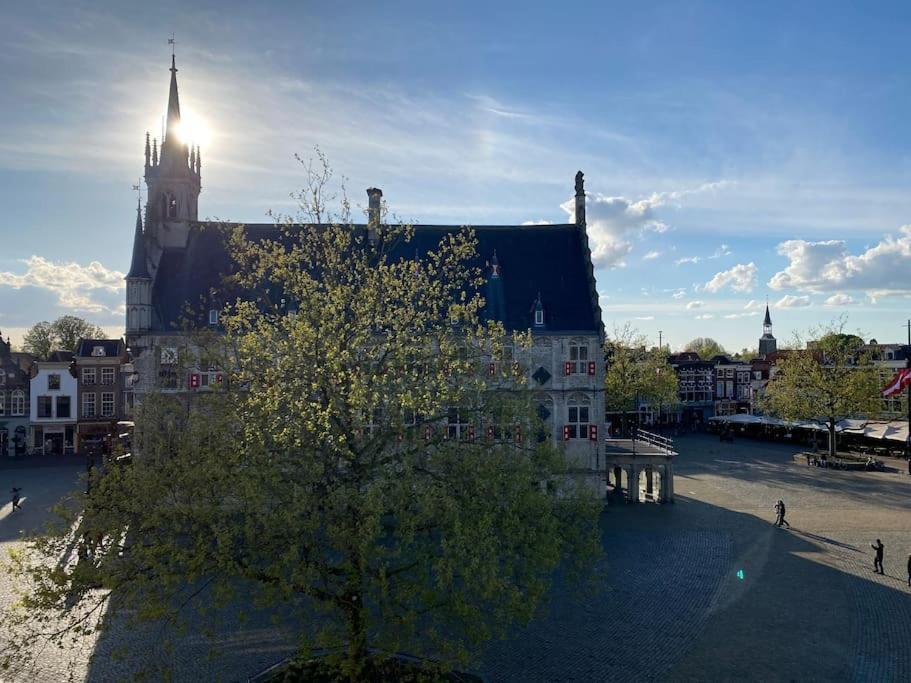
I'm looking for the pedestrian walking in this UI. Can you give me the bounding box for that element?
[773,500,782,526]
[872,539,885,574]
[777,499,791,528]
[10,487,22,511]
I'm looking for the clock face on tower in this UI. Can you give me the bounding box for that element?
[160,347,178,364]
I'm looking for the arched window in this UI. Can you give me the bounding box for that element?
[167,194,178,219]
[564,394,592,440]
[11,390,24,416]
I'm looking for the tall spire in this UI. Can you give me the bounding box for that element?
[165,54,181,145]
[763,303,772,327]
[127,200,151,279]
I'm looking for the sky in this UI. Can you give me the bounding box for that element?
[2,1,911,352]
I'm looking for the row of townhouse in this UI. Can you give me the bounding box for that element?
[660,341,910,429]
[0,333,131,457]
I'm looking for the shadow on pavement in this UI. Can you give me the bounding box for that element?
[77,493,911,682]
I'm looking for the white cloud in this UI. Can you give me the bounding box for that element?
[642,250,661,260]
[521,220,553,226]
[711,244,732,258]
[775,294,811,308]
[561,181,729,268]
[634,315,655,320]
[675,256,701,265]
[695,314,714,320]
[768,226,911,294]
[686,300,704,310]
[703,262,758,294]
[671,288,687,300]
[824,293,858,306]
[0,256,125,314]
[744,299,764,310]
[724,312,761,319]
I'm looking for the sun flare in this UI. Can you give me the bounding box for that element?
[175,110,212,148]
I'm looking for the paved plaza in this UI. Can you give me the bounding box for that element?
[2,435,910,681]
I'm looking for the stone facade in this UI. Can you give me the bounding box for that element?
[124,55,606,476]
[0,333,30,457]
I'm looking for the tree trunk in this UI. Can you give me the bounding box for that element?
[828,422,837,460]
[345,592,368,682]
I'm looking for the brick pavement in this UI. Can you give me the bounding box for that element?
[1,436,910,681]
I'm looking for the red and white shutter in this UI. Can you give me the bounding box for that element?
[564,361,572,376]
[563,425,571,441]
[587,361,596,376]
[589,424,598,441]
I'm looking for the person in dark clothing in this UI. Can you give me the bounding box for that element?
[775,499,791,528]
[872,539,884,574]
[906,553,910,587]
[10,487,22,511]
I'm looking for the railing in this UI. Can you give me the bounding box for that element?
[632,428,677,455]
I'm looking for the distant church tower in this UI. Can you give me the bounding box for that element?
[758,303,777,357]
[126,53,202,338]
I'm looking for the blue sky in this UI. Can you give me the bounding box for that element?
[2,1,911,351]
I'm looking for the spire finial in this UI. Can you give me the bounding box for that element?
[164,40,181,147]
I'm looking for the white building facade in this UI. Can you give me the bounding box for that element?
[30,357,78,455]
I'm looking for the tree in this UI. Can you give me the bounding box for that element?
[21,321,54,360]
[684,337,726,359]
[761,322,882,459]
[21,315,107,359]
[2,158,601,680]
[605,325,679,434]
[52,315,107,353]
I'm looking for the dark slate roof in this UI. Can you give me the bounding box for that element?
[76,339,125,358]
[150,222,603,335]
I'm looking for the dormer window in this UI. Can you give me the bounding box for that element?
[91,345,106,357]
[209,309,219,325]
[534,309,544,326]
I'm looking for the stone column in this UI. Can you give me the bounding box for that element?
[627,465,640,503]
[665,462,675,503]
[613,466,622,494]
[645,466,654,501]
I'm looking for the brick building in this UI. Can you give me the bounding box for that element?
[75,339,127,454]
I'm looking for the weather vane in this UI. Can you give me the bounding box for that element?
[168,34,176,57]
[132,182,142,204]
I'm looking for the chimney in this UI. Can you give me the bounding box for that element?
[366,187,383,243]
[574,170,586,226]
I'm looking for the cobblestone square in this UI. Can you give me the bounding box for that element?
[2,435,910,681]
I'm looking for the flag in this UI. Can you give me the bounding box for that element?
[881,367,911,397]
